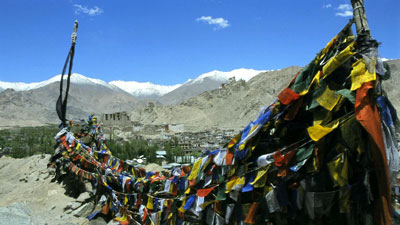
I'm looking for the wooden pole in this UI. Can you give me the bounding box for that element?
[351,0,370,35]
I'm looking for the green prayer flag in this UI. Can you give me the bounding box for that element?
[292,60,318,93]
[216,186,226,201]
[295,142,315,163]
[336,89,356,103]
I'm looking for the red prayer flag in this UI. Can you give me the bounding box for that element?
[273,150,296,167]
[278,88,300,105]
[196,186,216,197]
[284,97,303,121]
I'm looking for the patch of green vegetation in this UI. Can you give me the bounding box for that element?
[107,139,158,163]
[0,126,59,158]
[0,126,194,165]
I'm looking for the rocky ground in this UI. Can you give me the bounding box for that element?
[0,155,117,225]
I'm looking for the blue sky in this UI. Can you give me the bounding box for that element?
[0,0,399,85]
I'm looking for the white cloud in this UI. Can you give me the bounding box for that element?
[196,16,230,30]
[337,4,352,11]
[335,4,352,17]
[323,4,332,8]
[73,4,103,16]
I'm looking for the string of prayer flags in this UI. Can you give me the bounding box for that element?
[49,18,399,225]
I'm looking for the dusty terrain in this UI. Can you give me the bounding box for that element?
[0,155,90,225]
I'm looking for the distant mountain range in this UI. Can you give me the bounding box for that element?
[0,68,265,126]
[0,74,119,92]
[0,68,265,101]
[0,60,398,128]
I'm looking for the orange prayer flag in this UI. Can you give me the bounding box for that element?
[142,208,148,224]
[226,149,234,165]
[119,221,129,225]
[355,82,385,152]
[244,202,259,224]
[117,160,124,173]
[101,201,110,215]
[189,179,197,187]
[355,81,391,225]
[182,165,191,174]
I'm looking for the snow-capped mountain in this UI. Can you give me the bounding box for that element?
[0,68,266,101]
[110,81,181,98]
[0,73,119,92]
[159,68,266,105]
[184,68,267,86]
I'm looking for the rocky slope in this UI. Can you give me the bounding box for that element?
[129,60,400,131]
[382,59,400,112]
[0,155,88,225]
[0,81,143,127]
[158,68,265,105]
[129,66,302,131]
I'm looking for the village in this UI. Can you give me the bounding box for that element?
[100,111,240,165]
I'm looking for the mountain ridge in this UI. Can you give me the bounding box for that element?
[128,59,400,131]
[1,60,398,128]
[0,68,266,100]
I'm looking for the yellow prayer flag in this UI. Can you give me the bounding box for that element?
[146,196,154,210]
[327,152,349,187]
[299,41,355,97]
[115,214,128,223]
[200,200,216,210]
[178,197,187,213]
[185,187,191,195]
[250,164,271,188]
[235,176,245,187]
[108,157,113,167]
[188,158,202,181]
[124,195,128,205]
[350,59,376,91]
[299,73,319,96]
[317,86,342,111]
[227,166,236,177]
[307,121,339,141]
[316,36,338,63]
[228,133,242,149]
[321,41,355,79]
[226,177,238,193]
[226,176,245,193]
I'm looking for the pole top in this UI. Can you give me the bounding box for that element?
[351,0,370,36]
[72,20,78,44]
